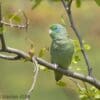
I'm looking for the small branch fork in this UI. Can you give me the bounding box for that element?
[0,3,29,59]
[1,10,29,29]
[61,0,92,76]
[25,57,39,100]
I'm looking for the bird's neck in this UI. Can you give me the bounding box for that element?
[53,36,68,41]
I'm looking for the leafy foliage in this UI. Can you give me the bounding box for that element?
[38,48,48,57]
[39,65,47,71]
[8,14,21,23]
[56,80,66,87]
[95,0,100,6]
[72,39,91,64]
[72,55,80,64]
[30,0,100,10]
[79,86,100,100]
[30,0,42,9]
[76,0,81,8]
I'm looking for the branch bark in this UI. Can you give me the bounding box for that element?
[0,47,100,89]
[61,0,92,76]
[0,3,6,50]
[1,20,28,29]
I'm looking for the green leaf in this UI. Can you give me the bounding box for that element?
[0,27,3,34]
[73,40,81,52]
[12,16,21,23]
[48,0,69,3]
[50,0,61,2]
[79,86,100,100]
[95,94,100,99]
[38,48,47,57]
[95,0,100,6]
[8,14,21,23]
[74,55,80,62]
[56,80,66,87]
[31,0,42,9]
[72,55,80,64]
[76,67,81,71]
[39,65,46,70]
[61,16,67,26]
[84,44,91,51]
[76,0,81,8]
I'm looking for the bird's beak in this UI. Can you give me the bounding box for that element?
[49,29,52,34]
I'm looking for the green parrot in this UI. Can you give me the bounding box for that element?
[49,24,74,81]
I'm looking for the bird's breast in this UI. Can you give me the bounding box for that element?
[50,39,74,68]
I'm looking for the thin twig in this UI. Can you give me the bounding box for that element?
[6,47,29,58]
[1,10,29,29]
[69,78,82,91]
[25,57,39,100]
[22,11,29,31]
[1,20,28,29]
[61,0,92,76]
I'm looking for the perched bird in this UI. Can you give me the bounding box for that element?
[49,24,74,81]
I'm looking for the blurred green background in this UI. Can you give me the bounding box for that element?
[0,0,100,100]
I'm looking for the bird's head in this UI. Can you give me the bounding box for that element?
[49,24,68,40]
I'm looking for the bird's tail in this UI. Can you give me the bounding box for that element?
[54,71,63,81]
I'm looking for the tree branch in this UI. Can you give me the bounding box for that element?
[0,54,21,60]
[61,0,92,76]
[1,20,28,29]
[0,2,6,50]
[36,57,100,89]
[0,47,100,89]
